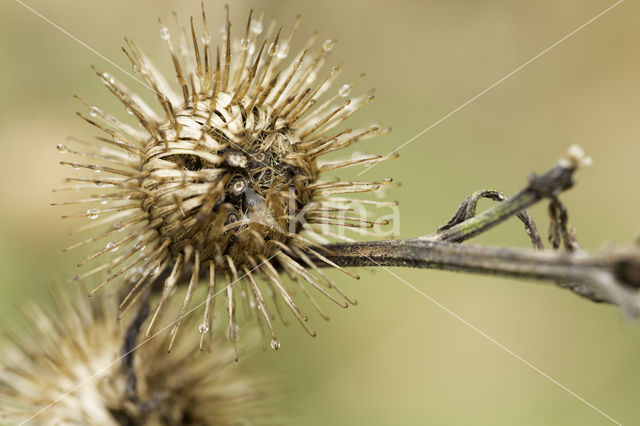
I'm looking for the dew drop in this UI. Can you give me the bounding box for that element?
[102,73,115,85]
[345,102,359,112]
[369,121,381,130]
[87,209,99,219]
[202,33,212,44]
[126,107,134,115]
[270,339,280,350]
[338,84,351,97]
[56,144,68,153]
[99,199,109,205]
[94,168,101,173]
[322,39,336,52]
[250,19,263,34]
[160,27,170,41]
[106,241,119,252]
[240,38,249,51]
[275,43,290,59]
[113,222,123,230]
[249,300,256,309]
[134,242,145,251]
[89,107,99,117]
[199,323,210,334]
[132,65,139,73]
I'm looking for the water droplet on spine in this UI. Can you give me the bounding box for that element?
[275,43,289,59]
[160,27,170,40]
[270,339,280,350]
[338,84,351,97]
[126,107,134,115]
[99,198,109,205]
[250,19,263,34]
[240,38,249,51]
[322,39,336,52]
[106,241,119,252]
[56,144,68,153]
[345,101,358,112]
[87,209,99,219]
[89,107,99,117]
[101,73,114,85]
[199,323,209,334]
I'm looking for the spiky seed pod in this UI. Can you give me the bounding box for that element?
[56,4,396,352]
[0,286,278,425]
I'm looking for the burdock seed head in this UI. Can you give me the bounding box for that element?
[0,285,278,425]
[56,3,396,353]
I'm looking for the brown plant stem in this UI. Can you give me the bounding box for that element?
[319,239,640,315]
[122,288,151,404]
[309,149,640,315]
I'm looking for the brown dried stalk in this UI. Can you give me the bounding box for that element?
[314,147,640,316]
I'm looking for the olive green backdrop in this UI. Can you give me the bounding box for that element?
[1,0,639,425]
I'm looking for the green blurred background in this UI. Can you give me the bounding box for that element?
[2,0,640,424]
